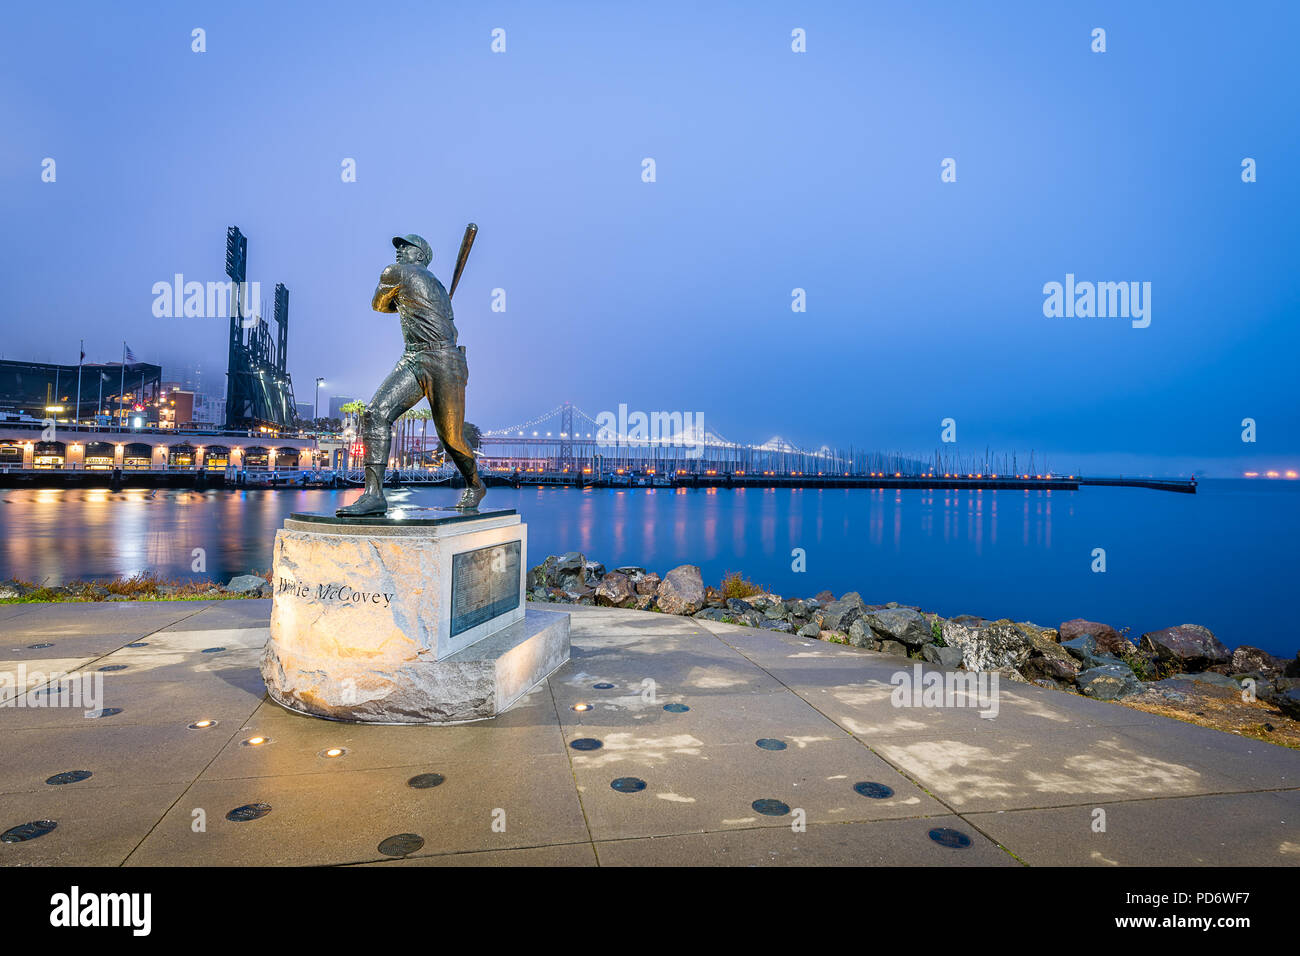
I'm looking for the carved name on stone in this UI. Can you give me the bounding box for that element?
[276,577,394,608]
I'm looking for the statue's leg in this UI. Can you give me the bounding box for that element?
[425,350,484,510]
[336,362,423,516]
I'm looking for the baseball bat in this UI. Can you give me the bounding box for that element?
[448,222,477,300]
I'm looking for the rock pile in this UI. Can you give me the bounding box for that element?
[526,554,1300,716]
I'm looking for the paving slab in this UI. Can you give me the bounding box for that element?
[356,842,598,867]
[594,816,1018,866]
[123,755,589,866]
[0,784,186,866]
[965,790,1300,866]
[569,735,948,841]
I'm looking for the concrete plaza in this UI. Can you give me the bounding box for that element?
[0,599,1296,866]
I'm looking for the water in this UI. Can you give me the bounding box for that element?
[0,480,1295,658]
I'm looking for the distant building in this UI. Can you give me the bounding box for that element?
[191,395,225,425]
[0,358,162,425]
[328,395,357,420]
[296,402,314,423]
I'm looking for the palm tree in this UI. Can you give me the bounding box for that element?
[417,408,432,470]
[338,401,366,474]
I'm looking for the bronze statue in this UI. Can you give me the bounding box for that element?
[337,227,486,516]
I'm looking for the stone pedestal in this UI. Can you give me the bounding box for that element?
[261,507,569,723]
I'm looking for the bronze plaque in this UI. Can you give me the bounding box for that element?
[450,540,521,637]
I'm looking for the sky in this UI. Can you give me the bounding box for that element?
[2,0,1297,476]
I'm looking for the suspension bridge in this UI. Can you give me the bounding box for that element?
[361,402,1196,494]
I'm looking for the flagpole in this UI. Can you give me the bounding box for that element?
[97,371,104,431]
[76,340,83,427]
[119,342,126,433]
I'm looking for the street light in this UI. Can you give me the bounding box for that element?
[314,377,326,423]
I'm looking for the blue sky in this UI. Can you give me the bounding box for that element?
[2,0,1296,475]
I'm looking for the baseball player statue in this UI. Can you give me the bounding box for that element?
[337,229,486,516]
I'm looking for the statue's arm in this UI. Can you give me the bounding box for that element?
[371,264,402,312]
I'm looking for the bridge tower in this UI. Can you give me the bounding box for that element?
[559,403,574,472]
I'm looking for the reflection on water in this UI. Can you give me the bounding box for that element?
[0,480,1295,656]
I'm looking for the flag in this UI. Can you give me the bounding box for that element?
[124,345,138,363]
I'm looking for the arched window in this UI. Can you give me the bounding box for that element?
[168,443,195,469]
[34,441,66,469]
[83,442,115,470]
[203,445,230,471]
[123,443,152,470]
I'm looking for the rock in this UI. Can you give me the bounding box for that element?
[816,594,865,631]
[940,620,1032,672]
[656,565,706,615]
[786,599,808,618]
[878,639,909,657]
[1076,663,1142,700]
[1140,624,1231,670]
[594,572,636,608]
[951,614,985,626]
[796,622,821,638]
[1020,625,1081,681]
[759,619,794,633]
[820,629,849,644]
[1286,654,1300,678]
[551,552,587,590]
[1059,618,1128,656]
[227,574,266,593]
[864,607,933,647]
[1172,671,1241,690]
[1017,622,1060,644]
[554,551,585,572]
[764,600,787,620]
[614,565,645,579]
[527,557,555,590]
[582,561,606,585]
[635,572,661,596]
[693,607,732,622]
[847,618,873,648]
[1274,687,1300,719]
[814,590,834,603]
[1022,654,1081,682]
[1231,646,1286,676]
[921,644,964,668]
[726,598,754,615]
[0,580,32,599]
[633,594,657,612]
[1058,634,1126,670]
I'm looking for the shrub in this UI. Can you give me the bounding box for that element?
[719,571,763,600]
